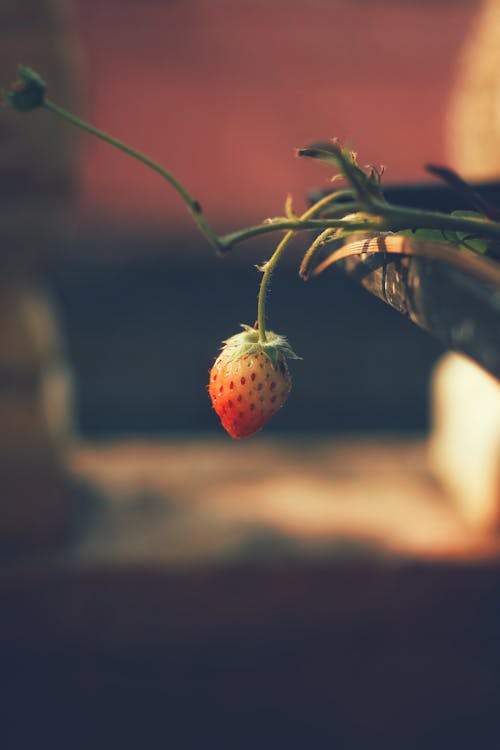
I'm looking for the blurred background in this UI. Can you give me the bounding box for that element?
[2,0,500,748]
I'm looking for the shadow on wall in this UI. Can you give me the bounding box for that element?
[47,230,444,437]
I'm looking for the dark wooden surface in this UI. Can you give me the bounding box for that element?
[3,560,500,749]
[2,437,500,748]
[47,246,445,437]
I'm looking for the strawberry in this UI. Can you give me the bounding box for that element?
[208,325,299,439]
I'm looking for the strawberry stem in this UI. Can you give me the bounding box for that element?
[256,190,352,343]
[42,98,223,252]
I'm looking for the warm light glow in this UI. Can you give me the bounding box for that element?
[69,436,500,563]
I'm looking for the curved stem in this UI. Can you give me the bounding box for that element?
[38,98,500,258]
[299,227,338,280]
[219,200,360,250]
[257,191,347,343]
[43,99,222,251]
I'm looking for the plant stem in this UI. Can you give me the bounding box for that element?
[371,199,500,239]
[43,98,222,251]
[33,95,500,271]
[40,99,500,256]
[219,202,360,249]
[219,203,500,252]
[299,227,339,280]
[256,191,347,343]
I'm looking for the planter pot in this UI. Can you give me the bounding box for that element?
[310,180,500,379]
[334,234,500,380]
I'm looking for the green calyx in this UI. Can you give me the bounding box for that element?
[3,66,46,111]
[222,325,300,367]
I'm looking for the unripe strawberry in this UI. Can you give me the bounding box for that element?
[208,325,299,439]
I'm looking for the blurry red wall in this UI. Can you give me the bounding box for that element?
[73,0,478,230]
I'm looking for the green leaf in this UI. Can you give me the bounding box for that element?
[457,236,489,254]
[399,228,449,243]
[449,212,489,253]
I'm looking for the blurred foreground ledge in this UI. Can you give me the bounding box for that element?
[5,433,500,569]
[2,433,500,605]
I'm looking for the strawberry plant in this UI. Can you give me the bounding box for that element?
[4,66,500,438]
